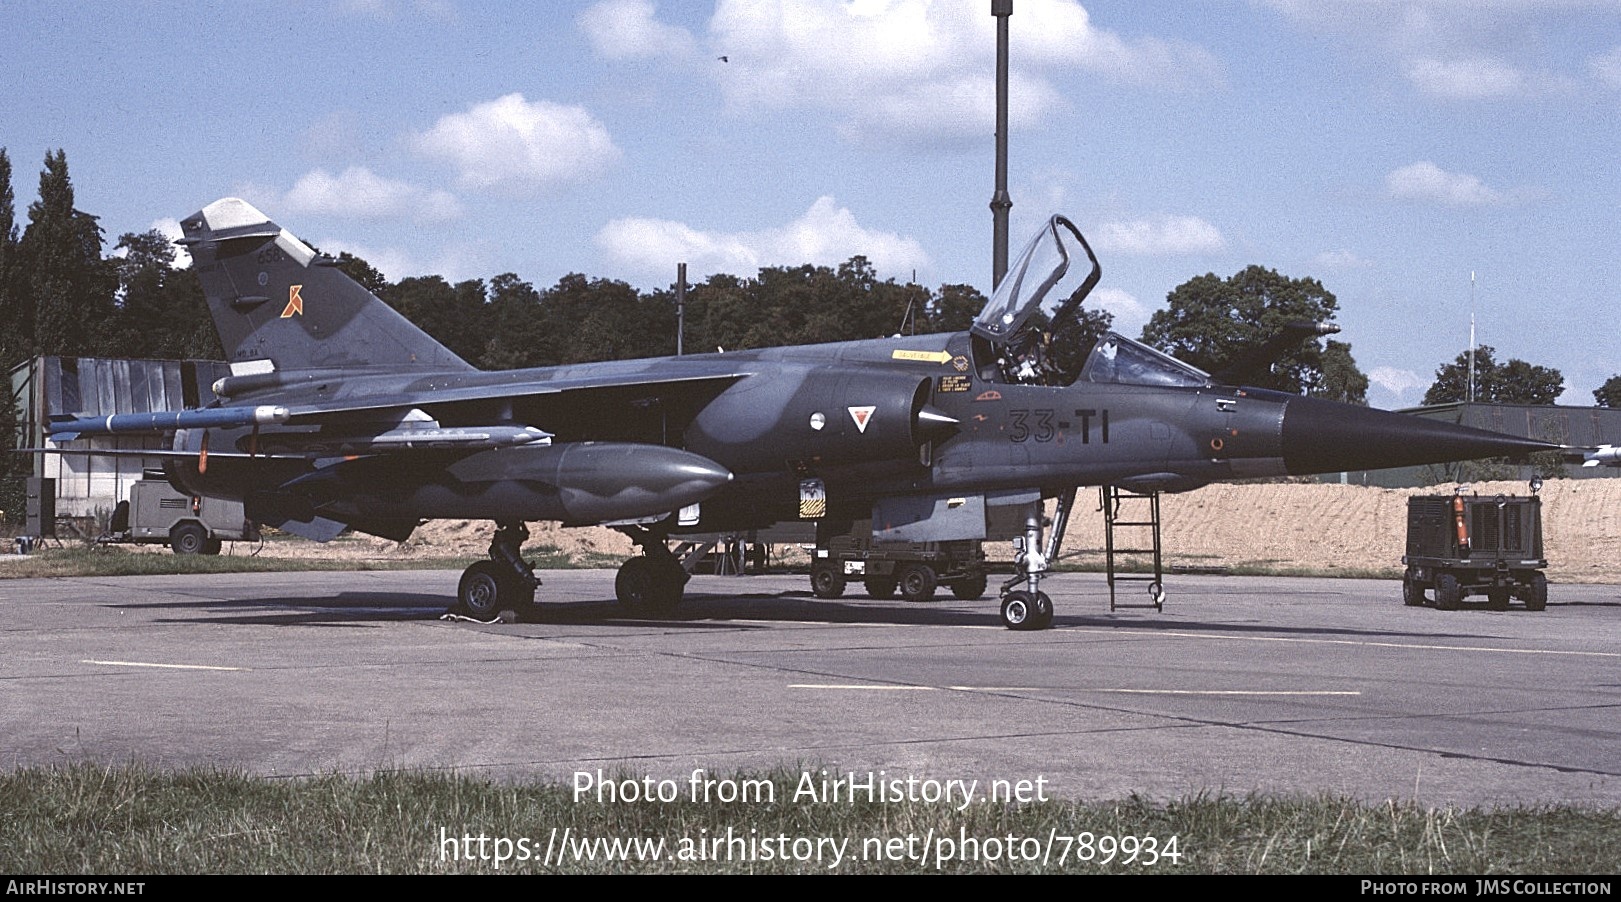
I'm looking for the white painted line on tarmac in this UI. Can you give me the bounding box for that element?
[82,659,246,671]
[789,684,938,690]
[789,684,1357,695]
[1083,689,1360,696]
[1062,628,1621,658]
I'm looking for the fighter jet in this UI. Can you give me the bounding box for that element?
[49,200,1555,629]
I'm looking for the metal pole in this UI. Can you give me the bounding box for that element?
[1467,270,1475,403]
[676,262,687,356]
[991,0,1012,289]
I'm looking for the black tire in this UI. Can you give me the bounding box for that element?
[1031,591,1054,630]
[897,563,937,603]
[1525,572,1548,612]
[811,566,846,599]
[864,576,897,599]
[616,556,683,615]
[1402,569,1423,607]
[1001,590,1043,631]
[457,560,506,620]
[951,571,989,601]
[202,538,223,556]
[1435,572,1461,611]
[170,522,207,555]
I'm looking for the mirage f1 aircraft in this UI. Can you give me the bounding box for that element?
[49,199,1554,629]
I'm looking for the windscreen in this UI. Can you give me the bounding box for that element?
[1079,332,1211,388]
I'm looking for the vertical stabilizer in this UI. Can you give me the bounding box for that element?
[180,198,473,373]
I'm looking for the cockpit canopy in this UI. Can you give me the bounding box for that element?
[971,215,1111,387]
[1079,332,1211,388]
[972,215,1100,345]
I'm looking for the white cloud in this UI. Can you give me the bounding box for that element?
[1314,249,1372,270]
[704,0,1219,142]
[1091,214,1225,255]
[276,167,463,222]
[315,237,491,284]
[1090,287,1148,335]
[1368,366,1427,404]
[579,0,696,60]
[411,93,621,192]
[1385,161,1503,206]
[1592,45,1621,89]
[1405,56,1554,99]
[596,196,929,281]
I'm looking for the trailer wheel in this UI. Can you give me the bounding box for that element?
[202,538,223,556]
[1402,569,1424,607]
[170,522,208,555]
[951,571,989,601]
[1525,573,1548,612]
[811,565,846,599]
[897,564,937,602]
[864,577,897,599]
[1435,572,1461,611]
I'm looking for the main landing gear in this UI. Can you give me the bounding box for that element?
[613,525,689,616]
[456,520,540,620]
[998,488,1076,631]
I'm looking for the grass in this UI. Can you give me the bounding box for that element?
[1,764,1615,874]
[0,544,619,579]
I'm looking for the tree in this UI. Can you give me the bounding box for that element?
[1593,375,1621,408]
[1422,345,1564,406]
[14,150,116,357]
[0,148,21,369]
[1140,265,1364,396]
[1306,339,1369,406]
[927,283,987,333]
[105,229,220,359]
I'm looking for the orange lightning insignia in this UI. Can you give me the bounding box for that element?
[280,284,304,318]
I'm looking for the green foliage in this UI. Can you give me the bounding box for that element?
[1309,339,1369,406]
[1593,375,1621,408]
[15,150,117,358]
[1423,345,1564,406]
[106,230,221,359]
[0,148,21,370]
[1141,265,1362,395]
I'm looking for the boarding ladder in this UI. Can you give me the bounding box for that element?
[1100,486,1165,611]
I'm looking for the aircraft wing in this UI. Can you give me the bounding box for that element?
[48,370,749,442]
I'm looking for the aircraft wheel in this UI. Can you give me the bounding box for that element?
[457,560,506,620]
[810,565,846,599]
[1001,590,1048,631]
[170,522,208,555]
[1525,573,1548,612]
[951,571,988,601]
[898,564,937,602]
[1435,573,1461,611]
[616,556,683,615]
[1401,569,1423,607]
[864,577,897,599]
[1032,591,1054,629]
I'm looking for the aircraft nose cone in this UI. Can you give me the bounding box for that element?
[1281,395,1556,475]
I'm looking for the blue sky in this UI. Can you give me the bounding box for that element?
[2,0,1617,407]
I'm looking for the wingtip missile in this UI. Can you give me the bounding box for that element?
[47,405,291,439]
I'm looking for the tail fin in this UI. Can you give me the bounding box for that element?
[179,198,474,373]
